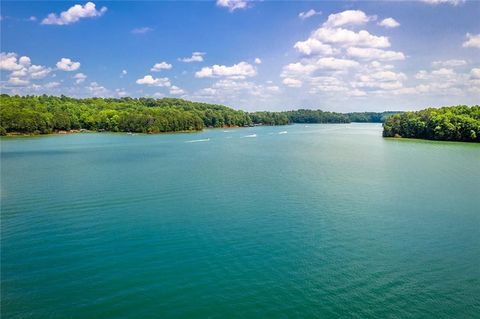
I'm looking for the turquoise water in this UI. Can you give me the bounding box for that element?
[1,123,479,318]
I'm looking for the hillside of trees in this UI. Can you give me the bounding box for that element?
[383,105,480,142]
[0,95,397,135]
[0,95,252,134]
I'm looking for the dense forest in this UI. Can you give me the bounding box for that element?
[383,105,480,142]
[0,95,251,134]
[0,95,398,135]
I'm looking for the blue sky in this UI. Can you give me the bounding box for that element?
[1,0,479,112]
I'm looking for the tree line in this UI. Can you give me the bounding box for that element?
[383,105,480,142]
[0,94,398,135]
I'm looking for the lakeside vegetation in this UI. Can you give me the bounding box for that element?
[0,95,396,135]
[4,95,477,143]
[383,105,480,142]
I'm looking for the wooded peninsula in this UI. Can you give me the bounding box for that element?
[0,95,478,142]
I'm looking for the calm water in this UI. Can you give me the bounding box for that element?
[1,124,480,318]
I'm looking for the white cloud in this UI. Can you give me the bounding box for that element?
[431,59,467,67]
[346,47,405,61]
[56,58,80,71]
[1,52,51,85]
[41,2,107,25]
[122,70,127,75]
[422,0,465,5]
[254,58,262,64]
[294,39,336,56]
[151,62,172,72]
[179,52,205,63]
[44,81,60,89]
[283,78,302,87]
[73,73,87,84]
[323,10,375,28]
[470,68,480,79]
[87,81,109,96]
[195,61,256,78]
[8,77,30,86]
[431,68,456,76]
[136,75,171,87]
[462,33,480,49]
[116,89,128,97]
[312,27,390,48]
[169,85,185,95]
[0,52,25,71]
[131,27,153,34]
[298,9,320,20]
[358,71,407,82]
[216,0,249,12]
[315,57,360,69]
[28,65,51,79]
[378,18,400,28]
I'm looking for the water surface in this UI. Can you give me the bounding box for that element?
[2,124,480,318]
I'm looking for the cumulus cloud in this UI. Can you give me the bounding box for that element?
[378,18,400,28]
[169,85,185,95]
[312,27,390,48]
[151,62,172,72]
[462,33,480,49]
[195,61,256,78]
[41,2,107,25]
[179,52,205,63]
[131,27,153,34]
[56,58,80,71]
[294,39,336,56]
[254,58,262,64]
[73,73,87,84]
[323,10,375,28]
[1,52,52,86]
[87,81,109,96]
[136,75,171,87]
[283,78,302,87]
[8,77,30,86]
[470,68,480,79]
[1,52,25,71]
[216,0,249,12]
[346,47,405,61]
[298,9,321,20]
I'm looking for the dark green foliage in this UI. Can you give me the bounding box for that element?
[0,94,408,135]
[283,109,350,123]
[383,105,480,142]
[0,95,249,134]
[346,111,399,123]
[249,112,289,125]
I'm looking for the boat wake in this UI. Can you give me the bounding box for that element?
[242,134,257,138]
[185,138,210,143]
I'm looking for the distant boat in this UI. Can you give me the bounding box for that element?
[242,134,257,138]
[278,131,287,134]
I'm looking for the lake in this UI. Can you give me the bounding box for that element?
[1,123,479,318]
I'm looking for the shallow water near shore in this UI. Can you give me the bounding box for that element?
[1,123,480,318]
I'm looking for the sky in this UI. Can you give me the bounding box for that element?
[1,0,479,112]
